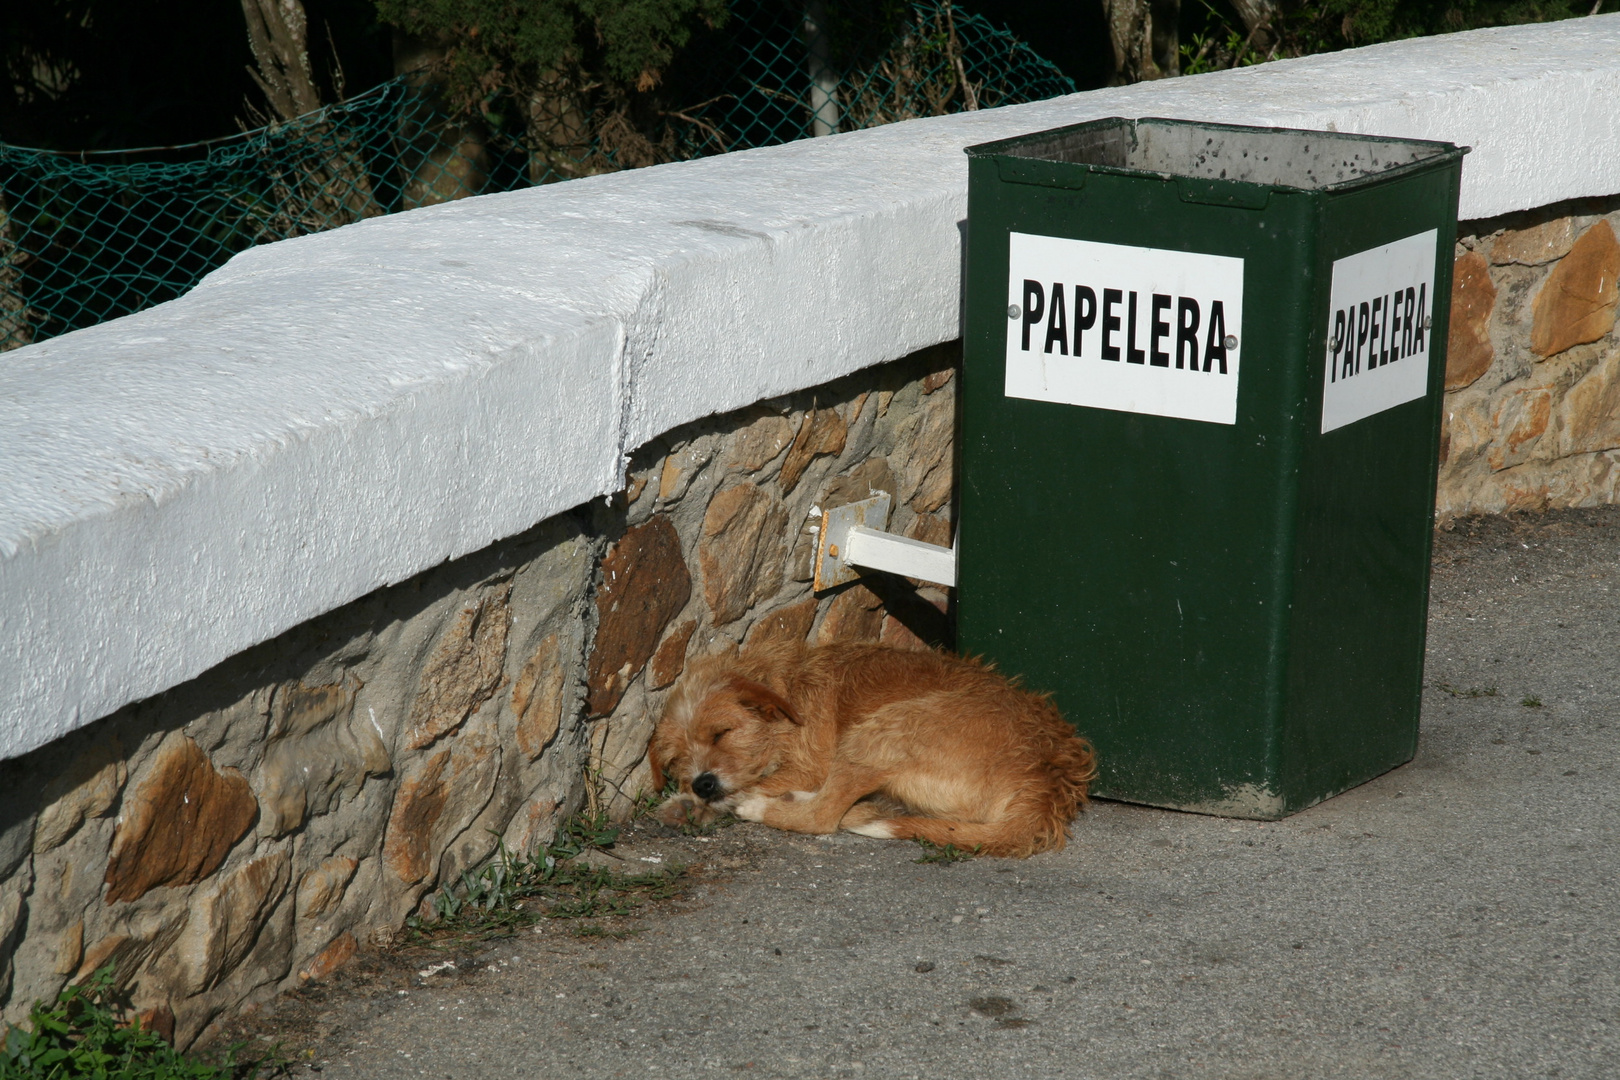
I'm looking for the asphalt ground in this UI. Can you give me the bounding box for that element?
[221,506,1620,1079]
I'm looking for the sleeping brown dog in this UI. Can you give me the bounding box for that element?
[647,639,1096,857]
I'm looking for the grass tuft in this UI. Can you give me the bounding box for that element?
[913,839,981,864]
[404,812,688,943]
[677,812,739,838]
[1434,682,1498,698]
[0,966,286,1079]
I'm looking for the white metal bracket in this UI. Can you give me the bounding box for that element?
[811,492,956,591]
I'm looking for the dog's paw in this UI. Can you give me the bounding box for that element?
[844,819,897,839]
[655,794,709,827]
[731,792,772,821]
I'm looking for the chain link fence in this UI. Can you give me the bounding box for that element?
[0,0,1074,351]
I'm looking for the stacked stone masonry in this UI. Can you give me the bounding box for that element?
[0,343,959,1048]
[1439,197,1620,521]
[1,195,1617,1049]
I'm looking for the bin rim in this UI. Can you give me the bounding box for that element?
[963,116,1468,197]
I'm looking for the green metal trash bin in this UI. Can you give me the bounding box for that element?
[957,117,1466,819]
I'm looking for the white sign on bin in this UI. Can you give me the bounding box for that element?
[1004,232,1245,425]
[1320,229,1437,434]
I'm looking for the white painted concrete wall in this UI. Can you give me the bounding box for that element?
[4,16,1619,760]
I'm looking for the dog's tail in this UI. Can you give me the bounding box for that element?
[1017,694,1098,852]
[1037,715,1098,821]
[846,814,1057,859]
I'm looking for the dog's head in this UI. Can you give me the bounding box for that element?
[648,661,802,807]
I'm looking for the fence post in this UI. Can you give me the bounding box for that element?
[802,1,842,136]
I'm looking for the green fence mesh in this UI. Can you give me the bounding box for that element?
[0,1,1073,351]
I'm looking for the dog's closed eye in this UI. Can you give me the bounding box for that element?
[710,729,731,745]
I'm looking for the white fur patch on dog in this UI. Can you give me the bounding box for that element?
[732,792,770,821]
[844,820,896,839]
[787,790,819,803]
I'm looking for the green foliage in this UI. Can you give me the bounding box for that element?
[1521,695,1543,708]
[0,967,282,1080]
[551,807,624,855]
[819,1,913,69]
[2,2,1076,353]
[405,813,688,942]
[583,0,731,83]
[1181,0,1597,75]
[676,811,739,837]
[1435,681,1499,698]
[913,839,980,864]
[372,0,729,106]
[1309,0,1595,47]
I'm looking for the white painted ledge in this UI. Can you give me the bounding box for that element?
[4,16,1619,760]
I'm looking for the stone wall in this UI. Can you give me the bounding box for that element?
[0,343,958,1048]
[1439,197,1620,520]
[4,194,1617,1050]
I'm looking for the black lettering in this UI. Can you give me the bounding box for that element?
[1330,309,1345,383]
[1381,293,1392,365]
[1389,290,1403,362]
[1021,281,1044,351]
[1413,284,1427,353]
[1177,297,1200,370]
[1044,281,1068,355]
[1101,288,1122,361]
[1150,294,1172,367]
[1369,295,1383,368]
[1203,301,1228,374]
[1341,310,1354,381]
[1402,287,1416,356]
[1126,291,1146,364]
[1356,301,1370,374]
[1074,286,1097,358]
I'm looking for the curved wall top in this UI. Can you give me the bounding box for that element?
[4,16,1618,759]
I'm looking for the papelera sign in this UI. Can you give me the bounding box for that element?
[1003,229,1438,432]
[1319,230,1437,434]
[1003,232,1245,425]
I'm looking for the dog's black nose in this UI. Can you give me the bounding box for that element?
[692,772,722,801]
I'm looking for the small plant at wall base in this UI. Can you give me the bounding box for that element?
[913,839,981,863]
[0,967,286,1080]
[404,815,689,942]
[1434,681,1499,698]
[674,810,740,837]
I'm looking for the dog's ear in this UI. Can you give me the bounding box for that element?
[731,679,803,725]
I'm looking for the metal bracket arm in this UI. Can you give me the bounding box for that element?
[811,492,956,591]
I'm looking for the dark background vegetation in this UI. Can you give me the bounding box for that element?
[0,0,1600,151]
[0,0,393,150]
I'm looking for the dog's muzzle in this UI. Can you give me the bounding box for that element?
[692,772,723,802]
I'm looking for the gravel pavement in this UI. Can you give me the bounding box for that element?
[227,507,1620,1079]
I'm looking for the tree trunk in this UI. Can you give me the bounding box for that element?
[239,0,382,230]
[392,30,493,204]
[0,194,32,352]
[1101,0,1181,84]
[525,66,594,183]
[241,0,323,122]
[1228,0,1280,44]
